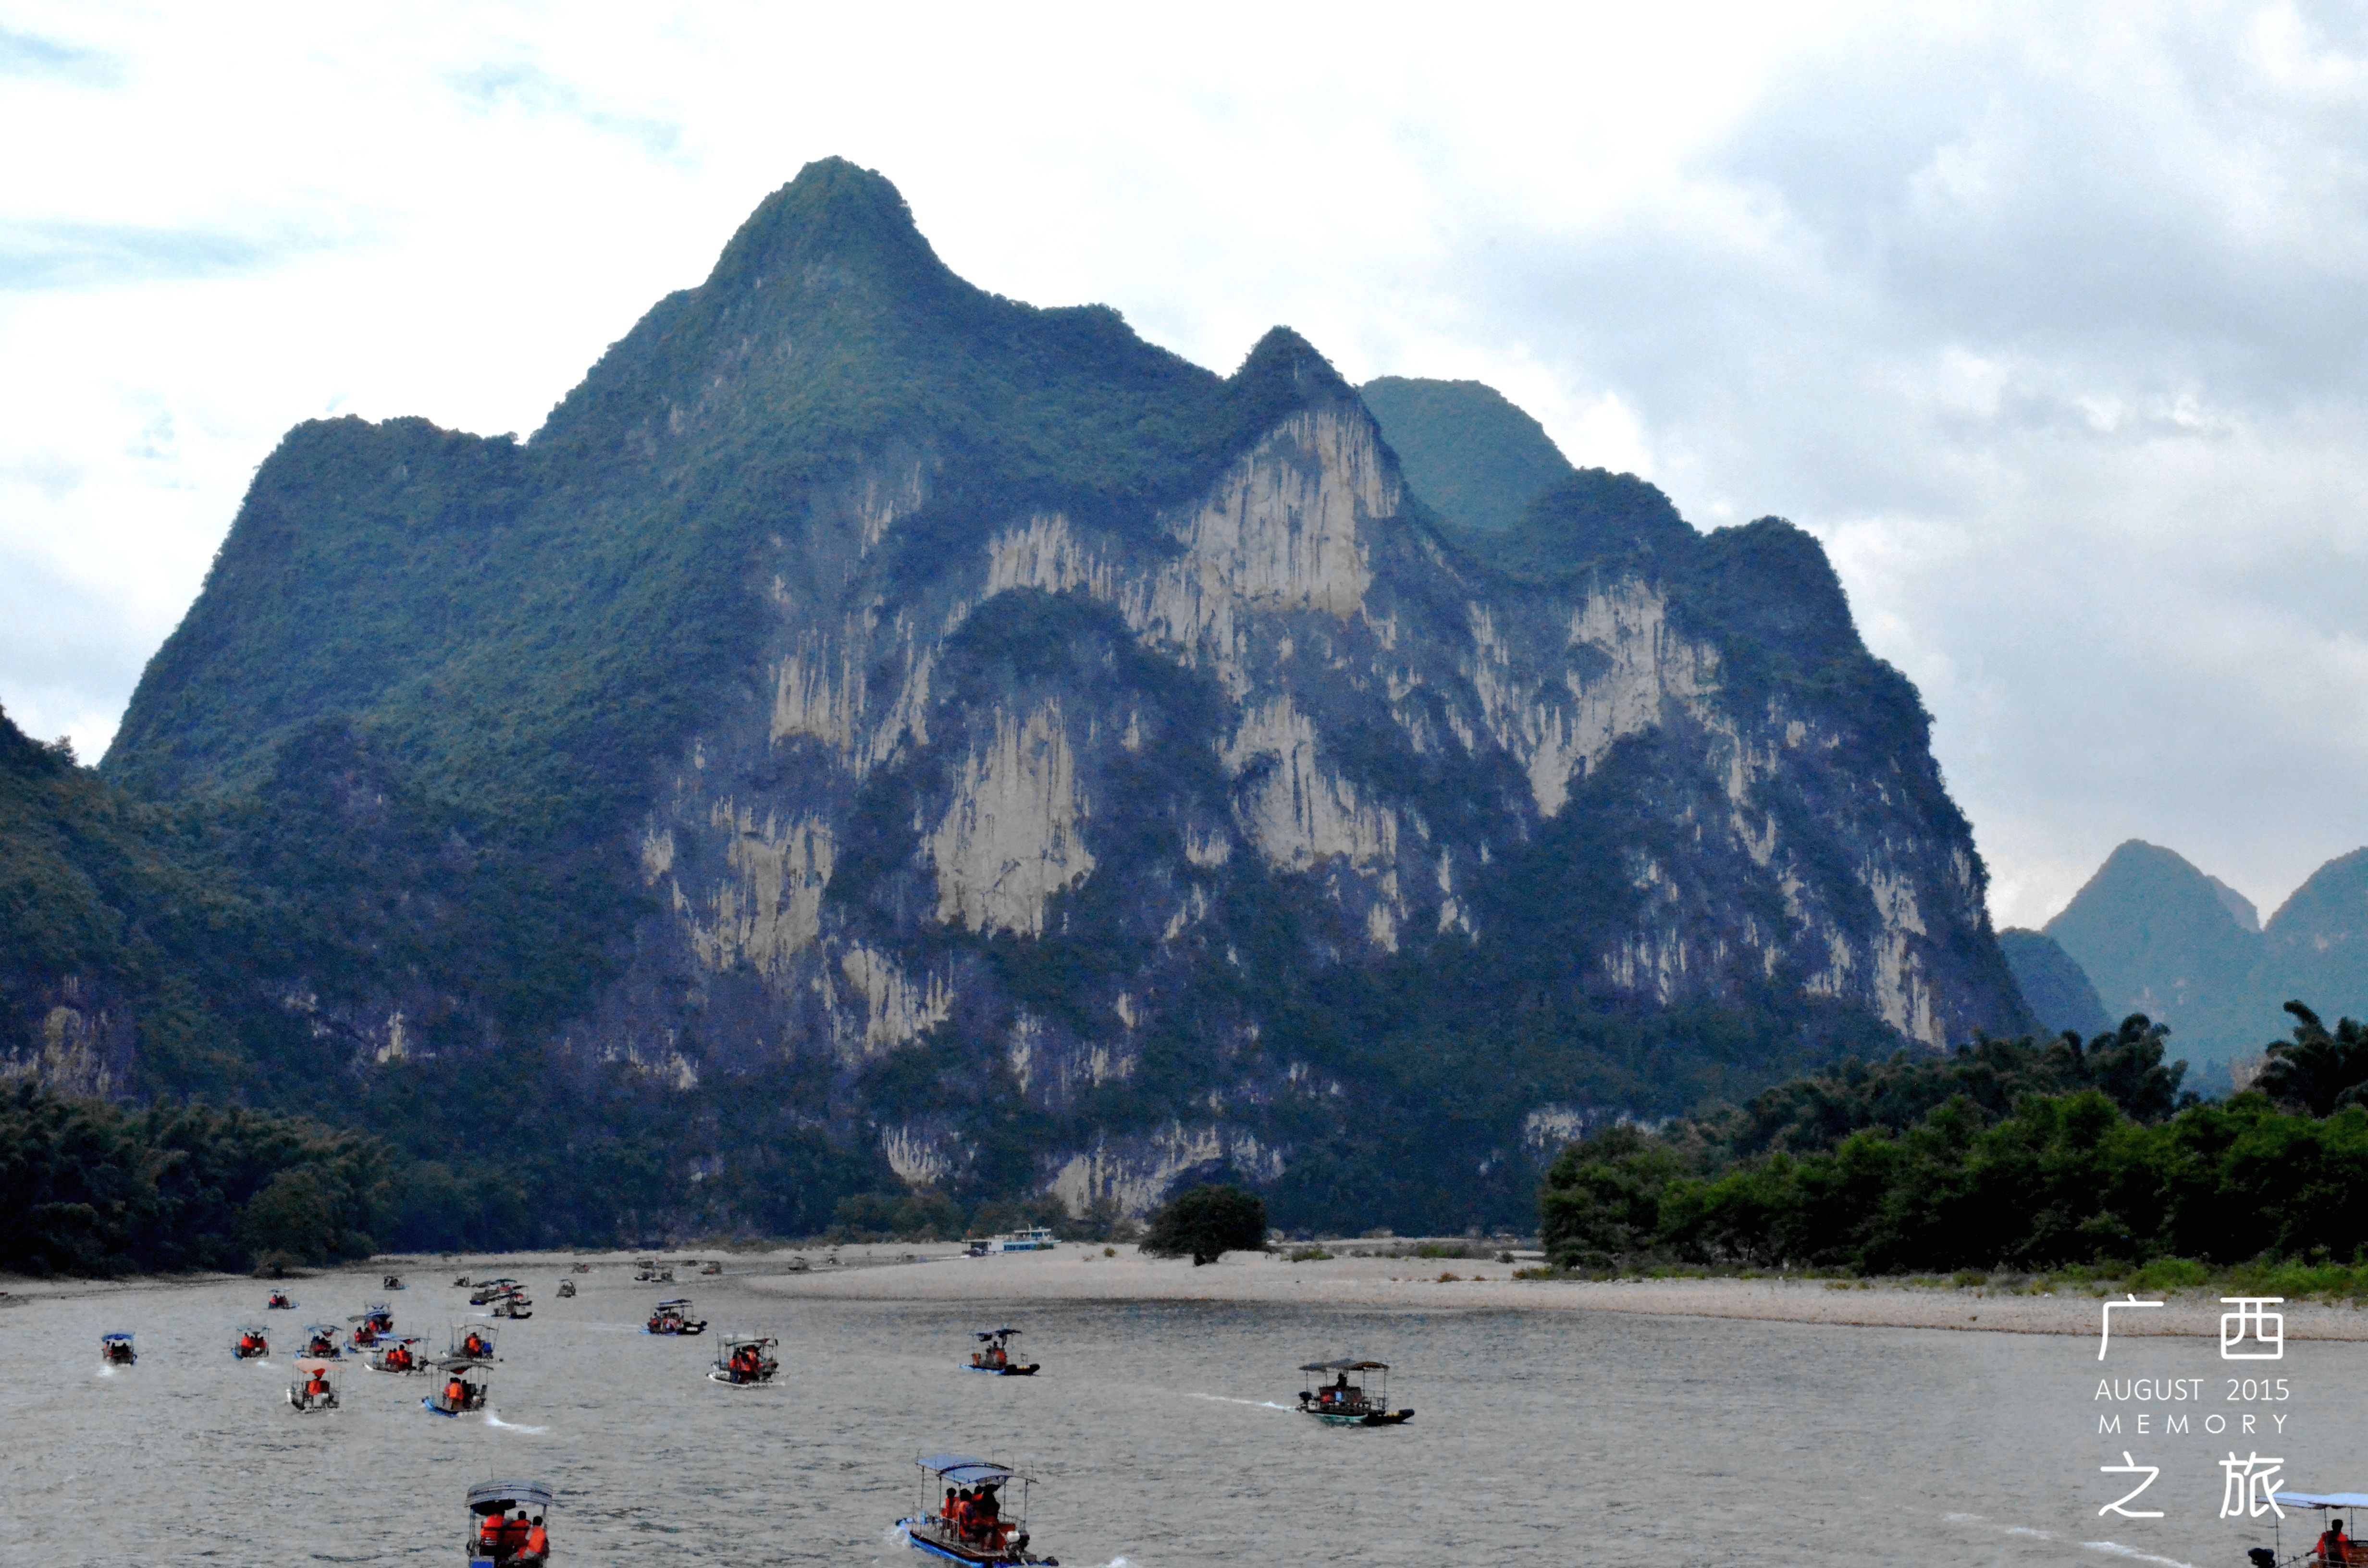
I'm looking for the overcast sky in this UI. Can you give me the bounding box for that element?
[5,0,2365,929]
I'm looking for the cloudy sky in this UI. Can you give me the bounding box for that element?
[4,0,2365,929]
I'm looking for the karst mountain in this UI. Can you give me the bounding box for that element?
[13,159,2033,1238]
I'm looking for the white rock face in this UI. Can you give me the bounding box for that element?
[838,945,951,1058]
[929,702,1096,936]
[883,1123,951,1184]
[1221,696,1397,872]
[1047,1122,1288,1219]
[687,801,834,977]
[986,407,1395,694]
[1466,582,1720,818]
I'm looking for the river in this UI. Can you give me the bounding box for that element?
[1,1258,2355,1565]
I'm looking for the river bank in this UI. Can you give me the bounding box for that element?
[13,1241,2364,1340]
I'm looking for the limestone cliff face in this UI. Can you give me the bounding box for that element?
[612,379,2018,1214]
[100,159,2026,1232]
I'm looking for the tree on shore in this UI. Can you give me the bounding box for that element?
[1141,1183,1267,1266]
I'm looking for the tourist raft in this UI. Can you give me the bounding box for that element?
[709,1334,780,1387]
[465,1478,554,1567]
[645,1298,707,1336]
[896,1454,1059,1566]
[965,1328,1038,1376]
[287,1358,339,1414]
[1296,1360,1413,1425]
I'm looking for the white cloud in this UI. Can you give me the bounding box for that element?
[3,0,2364,928]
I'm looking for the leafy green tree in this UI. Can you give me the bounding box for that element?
[1141,1183,1267,1266]
[1540,1124,1686,1267]
[2254,1002,2368,1117]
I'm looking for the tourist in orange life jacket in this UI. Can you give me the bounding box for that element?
[445,1375,467,1408]
[518,1515,549,1564]
[2319,1519,2355,1565]
[940,1488,958,1521]
[479,1512,505,1555]
[498,1509,531,1558]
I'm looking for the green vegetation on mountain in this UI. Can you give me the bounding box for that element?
[1540,1014,2368,1273]
[0,702,264,1094]
[1358,375,1574,531]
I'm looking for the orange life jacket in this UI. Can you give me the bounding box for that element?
[446,1379,465,1404]
[524,1523,548,1556]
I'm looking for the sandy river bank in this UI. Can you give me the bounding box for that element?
[12,1241,2359,1340]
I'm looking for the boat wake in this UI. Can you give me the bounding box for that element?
[483,1412,549,1434]
[1188,1394,1294,1411]
[2080,1544,2197,1568]
[1946,1510,2196,1568]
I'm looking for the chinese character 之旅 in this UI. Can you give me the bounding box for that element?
[2220,1451,2286,1519]
[2100,1294,2164,1360]
[2221,1298,2285,1361]
[2100,1452,2165,1519]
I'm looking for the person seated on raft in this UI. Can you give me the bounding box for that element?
[445,1374,468,1409]
[2319,1519,2356,1566]
[239,1331,261,1355]
[479,1511,506,1559]
[515,1513,548,1565]
[464,1331,489,1357]
[304,1368,331,1402]
[974,1484,1010,1548]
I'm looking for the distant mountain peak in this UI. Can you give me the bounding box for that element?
[2206,874,2260,933]
[1358,376,1574,533]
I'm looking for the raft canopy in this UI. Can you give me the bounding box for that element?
[975,1328,1021,1338]
[1299,1359,1388,1372]
[918,1454,1033,1487]
[468,1480,555,1515]
[656,1298,693,1309]
[2273,1492,2368,1509]
[101,1332,134,1343]
[295,1357,333,1372]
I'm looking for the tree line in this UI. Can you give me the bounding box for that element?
[0,1077,391,1275]
[1540,1005,2368,1274]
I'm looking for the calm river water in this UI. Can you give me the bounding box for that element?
[2,1260,2359,1565]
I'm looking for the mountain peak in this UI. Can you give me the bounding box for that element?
[706,157,950,295]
